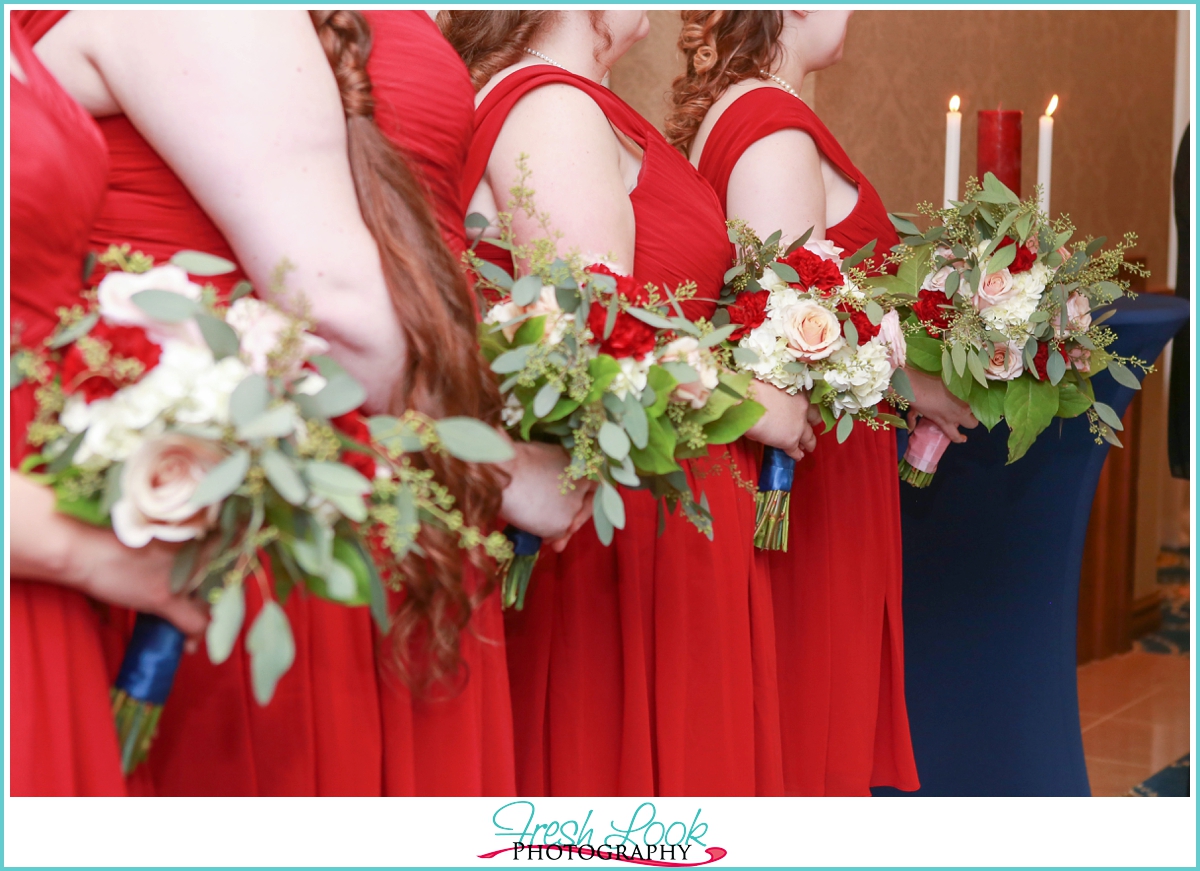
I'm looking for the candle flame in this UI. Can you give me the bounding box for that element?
[1046,94,1059,117]
[949,95,960,112]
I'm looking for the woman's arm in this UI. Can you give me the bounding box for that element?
[38,10,403,412]
[12,475,208,635]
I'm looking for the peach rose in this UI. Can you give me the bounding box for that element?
[225,297,329,378]
[659,336,719,409]
[984,341,1025,381]
[111,433,225,548]
[779,300,845,363]
[974,267,1016,311]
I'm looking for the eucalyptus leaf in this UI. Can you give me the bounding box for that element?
[784,226,815,255]
[890,214,921,236]
[47,431,86,475]
[843,239,877,271]
[305,460,372,495]
[511,274,543,307]
[229,280,254,302]
[732,346,760,366]
[967,349,989,387]
[864,300,885,326]
[623,398,649,449]
[465,212,491,231]
[171,250,236,276]
[196,312,241,360]
[951,344,967,377]
[1046,349,1067,386]
[236,404,298,441]
[661,361,698,384]
[699,324,737,349]
[246,601,296,705]
[323,559,358,601]
[842,320,859,348]
[598,481,626,530]
[626,307,677,329]
[890,367,915,403]
[130,289,199,324]
[229,375,270,428]
[986,242,1017,275]
[491,346,531,375]
[610,455,640,487]
[206,582,246,665]
[170,540,201,594]
[1092,400,1125,431]
[47,312,99,350]
[723,263,746,284]
[262,449,308,505]
[598,421,632,461]
[189,449,250,509]
[533,383,561,418]
[434,416,516,462]
[836,413,854,444]
[475,259,514,290]
[309,372,368,419]
[770,261,800,284]
[593,498,615,546]
[1107,361,1142,390]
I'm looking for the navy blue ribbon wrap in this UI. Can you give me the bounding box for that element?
[114,613,185,705]
[758,446,796,492]
[505,525,543,557]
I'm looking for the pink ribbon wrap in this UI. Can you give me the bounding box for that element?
[904,418,952,474]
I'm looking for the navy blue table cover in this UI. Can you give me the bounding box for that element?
[876,294,1190,796]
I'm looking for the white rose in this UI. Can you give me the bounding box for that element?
[484,300,524,341]
[759,265,788,293]
[659,337,719,409]
[97,265,204,345]
[984,341,1025,381]
[873,308,907,370]
[225,297,329,378]
[110,434,225,547]
[778,299,845,363]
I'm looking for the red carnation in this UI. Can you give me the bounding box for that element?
[780,248,844,293]
[585,265,658,358]
[726,290,770,341]
[60,321,162,402]
[332,411,377,480]
[847,308,881,345]
[912,289,954,336]
[1000,236,1037,274]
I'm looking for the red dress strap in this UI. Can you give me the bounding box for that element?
[13,9,69,43]
[698,87,861,209]
[461,65,650,206]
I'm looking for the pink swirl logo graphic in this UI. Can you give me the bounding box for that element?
[479,845,727,866]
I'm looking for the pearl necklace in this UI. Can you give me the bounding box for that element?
[525,47,566,69]
[761,70,801,100]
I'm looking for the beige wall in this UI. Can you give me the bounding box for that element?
[612,10,1179,283]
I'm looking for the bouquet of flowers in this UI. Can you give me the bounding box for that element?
[719,223,910,550]
[877,172,1152,486]
[11,246,512,773]
[466,171,765,608]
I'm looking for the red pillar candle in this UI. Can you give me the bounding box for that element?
[977,109,1023,195]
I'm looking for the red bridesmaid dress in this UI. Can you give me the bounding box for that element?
[697,86,919,795]
[19,9,515,796]
[464,67,785,797]
[9,23,125,796]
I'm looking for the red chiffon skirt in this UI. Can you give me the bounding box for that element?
[766,425,920,795]
[504,441,784,796]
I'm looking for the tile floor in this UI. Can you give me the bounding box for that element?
[1078,650,1192,795]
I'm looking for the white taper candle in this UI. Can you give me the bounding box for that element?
[1037,95,1058,215]
[944,95,962,208]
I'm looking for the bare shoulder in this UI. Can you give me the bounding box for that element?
[690,79,777,165]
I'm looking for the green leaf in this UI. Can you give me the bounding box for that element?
[944,269,961,299]
[169,539,201,594]
[368,416,423,453]
[491,346,531,375]
[1056,381,1093,419]
[206,583,246,665]
[699,324,737,349]
[843,239,877,271]
[732,346,760,367]
[130,289,199,324]
[511,274,543,307]
[770,261,800,284]
[236,405,298,441]
[189,449,250,509]
[47,430,86,475]
[905,328,942,373]
[196,312,240,360]
[305,460,372,495]
[246,601,295,705]
[890,214,921,236]
[1092,400,1125,432]
[951,344,968,377]
[592,498,615,546]
[972,379,1008,430]
[585,356,623,403]
[986,242,1017,275]
[890,367,915,402]
[1085,236,1108,256]
[229,280,254,302]
[967,348,989,387]
[623,396,649,449]
[610,454,640,487]
[843,319,859,348]
[598,481,626,530]
[1004,377,1059,463]
[864,300,885,326]
[47,312,99,350]
[661,361,698,385]
[533,383,561,419]
[308,372,368,419]
[101,461,123,515]
[603,291,620,339]
[625,307,676,329]
[1046,349,1067,385]
[784,226,815,254]
[836,413,854,443]
[82,251,98,283]
[229,375,270,428]
[1107,361,1142,391]
[262,449,308,506]
[598,420,631,461]
[322,558,358,601]
[53,486,109,527]
[644,365,677,417]
[465,212,490,231]
[702,398,765,444]
[434,416,515,462]
[629,415,679,474]
[475,259,514,290]
[171,250,236,276]
[723,263,746,284]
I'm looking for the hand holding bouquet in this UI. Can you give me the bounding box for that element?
[467,167,765,607]
[878,172,1152,486]
[12,247,512,772]
[718,223,911,549]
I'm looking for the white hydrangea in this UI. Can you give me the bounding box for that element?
[821,340,893,417]
[978,262,1052,338]
[500,393,525,428]
[741,320,812,394]
[611,352,653,401]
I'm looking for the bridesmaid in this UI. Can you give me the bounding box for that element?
[8,23,209,797]
[669,10,978,795]
[22,9,587,795]
[442,10,816,796]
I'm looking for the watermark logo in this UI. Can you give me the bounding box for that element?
[480,801,727,865]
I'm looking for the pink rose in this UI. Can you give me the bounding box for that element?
[984,341,1025,381]
[97,265,204,346]
[1065,345,1092,373]
[111,434,225,548]
[803,238,845,265]
[874,309,907,369]
[1066,292,1092,332]
[225,297,329,378]
[974,267,1016,311]
[659,336,719,409]
[921,265,957,296]
[779,300,845,363]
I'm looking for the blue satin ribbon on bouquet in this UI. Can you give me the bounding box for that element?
[501,525,542,610]
[754,446,795,551]
[111,613,185,773]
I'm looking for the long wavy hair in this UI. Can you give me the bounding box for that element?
[665,11,785,154]
[438,10,612,91]
[309,10,506,693]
